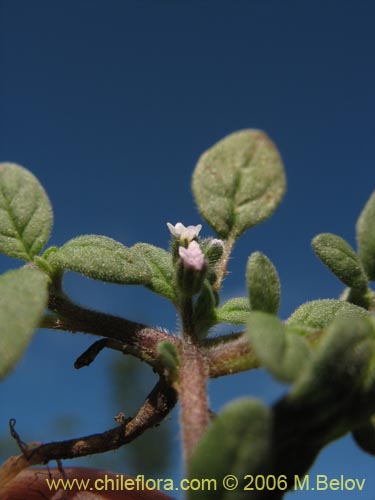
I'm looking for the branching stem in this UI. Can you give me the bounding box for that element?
[0,379,177,489]
[45,289,171,362]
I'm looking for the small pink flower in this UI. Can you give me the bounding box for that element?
[178,241,205,271]
[166,222,202,242]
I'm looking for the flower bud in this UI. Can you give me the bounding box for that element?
[177,241,206,295]
[205,238,224,264]
[167,222,203,263]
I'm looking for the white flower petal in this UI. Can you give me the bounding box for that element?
[167,222,186,237]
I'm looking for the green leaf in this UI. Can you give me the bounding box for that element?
[0,267,48,379]
[131,243,176,300]
[247,312,312,382]
[272,317,375,481]
[247,251,280,314]
[288,299,369,330]
[352,414,375,456]
[192,130,286,239]
[48,235,150,284]
[357,190,375,280]
[193,281,217,337]
[157,340,179,373]
[312,233,368,290]
[293,315,375,401]
[216,297,250,325]
[0,163,53,261]
[188,399,272,500]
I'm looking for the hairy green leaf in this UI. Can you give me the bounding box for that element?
[48,235,150,284]
[216,297,250,325]
[247,251,280,314]
[193,281,217,337]
[0,163,53,261]
[131,243,176,300]
[357,190,375,280]
[188,399,272,500]
[288,299,369,330]
[0,267,48,379]
[248,312,312,382]
[291,316,375,405]
[157,341,179,373]
[312,233,368,290]
[272,317,375,483]
[192,130,286,239]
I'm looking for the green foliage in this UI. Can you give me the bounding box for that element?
[188,399,272,500]
[0,267,48,379]
[247,251,280,314]
[131,243,176,300]
[0,163,53,261]
[256,316,375,491]
[290,316,375,407]
[191,316,375,499]
[50,237,177,300]
[216,297,250,325]
[48,235,150,284]
[193,281,217,336]
[247,312,312,383]
[157,340,179,375]
[312,233,368,290]
[288,299,369,329]
[356,190,375,280]
[192,130,286,239]
[3,132,375,496]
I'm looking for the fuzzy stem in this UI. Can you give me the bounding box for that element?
[213,236,235,292]
[45,291,171,361]
[180,296,195,339]
[179,342,210,463]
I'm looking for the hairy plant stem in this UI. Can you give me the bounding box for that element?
[180,295,195,339]
[179,341,210,463]
[46,288,170,362]
[213,235,235,292]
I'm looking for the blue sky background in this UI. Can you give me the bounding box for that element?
[1,0,375,498]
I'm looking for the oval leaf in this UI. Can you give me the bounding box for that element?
[0,267,48,379]
[356,190,375,280]
[312,233,368,290]
[290,316,375,409]
[216,297,250,325]
[247,312,312,382]
[48,235,150,284]
[131,243,176,300]
[192,130,286,239]
[0,163,53,261]
[188,399,272,500]
[288,299,369,330]
[272,318,375,483]
[247,251,280,314]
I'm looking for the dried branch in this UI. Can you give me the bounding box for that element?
[0,379,177,489]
